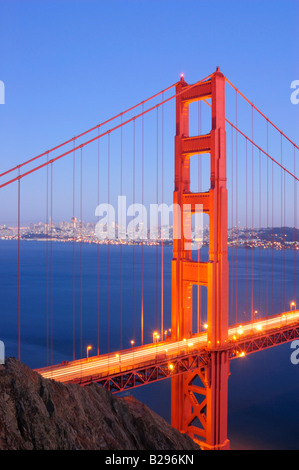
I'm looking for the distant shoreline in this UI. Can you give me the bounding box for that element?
[0,236,298,250]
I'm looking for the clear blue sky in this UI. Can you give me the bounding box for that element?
[0,0,298,225]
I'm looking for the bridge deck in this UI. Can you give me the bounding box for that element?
[36,310,299,389]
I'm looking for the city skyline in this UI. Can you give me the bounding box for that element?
[1,218,298,251]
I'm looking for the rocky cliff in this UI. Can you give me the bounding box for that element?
[0,358,200,450]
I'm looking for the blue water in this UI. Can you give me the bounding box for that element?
[0,240,298,449]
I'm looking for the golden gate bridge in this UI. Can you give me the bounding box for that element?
[0,67,298,450]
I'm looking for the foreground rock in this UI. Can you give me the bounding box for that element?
[0,358,200,450]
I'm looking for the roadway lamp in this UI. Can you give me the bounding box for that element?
[86,345,92,359]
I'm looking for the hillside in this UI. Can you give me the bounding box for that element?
[0,358,200,451]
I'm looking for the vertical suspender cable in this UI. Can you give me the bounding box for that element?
[271,151,274,315]
[97,129,100,356]
[283,152,286,311]
[251,106,254,322]
[80,147,83,358]
[156,107,159,331]
[235,90,238,324]
[133,120,135,342]
[284,143,287,312]
[245,139,248,321]
[107,133,110,354]
[294,145,297,304]
[72,142,76,360]
[280,133,284,312]
[258,149,261,316]
[161,93,164,338]
[141,107,144,345]
[120,118,123,350]
[50,162,53,365]
[46,155,49,365]
[266,122,269,317]
[17,169,21,361]
[230,125,234,324]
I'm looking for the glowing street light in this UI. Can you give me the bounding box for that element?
[131,340,135,367]
[154,334,160,358]
[86,345,92,360]
[290,301,296,311]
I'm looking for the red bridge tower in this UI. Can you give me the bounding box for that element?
[171,68,230,450]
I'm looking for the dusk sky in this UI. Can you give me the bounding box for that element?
[0,0,298,225]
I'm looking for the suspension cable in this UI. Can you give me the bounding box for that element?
[0,74,215,189]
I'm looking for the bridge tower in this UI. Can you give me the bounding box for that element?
[171,68,230,450]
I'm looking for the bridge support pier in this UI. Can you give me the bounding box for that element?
[171,351,230,450]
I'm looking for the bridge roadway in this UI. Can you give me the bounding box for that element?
[36,310,299,385]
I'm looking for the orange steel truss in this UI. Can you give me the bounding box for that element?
[171,68,230,450]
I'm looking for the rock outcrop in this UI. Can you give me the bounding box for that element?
[0,358,200,450]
